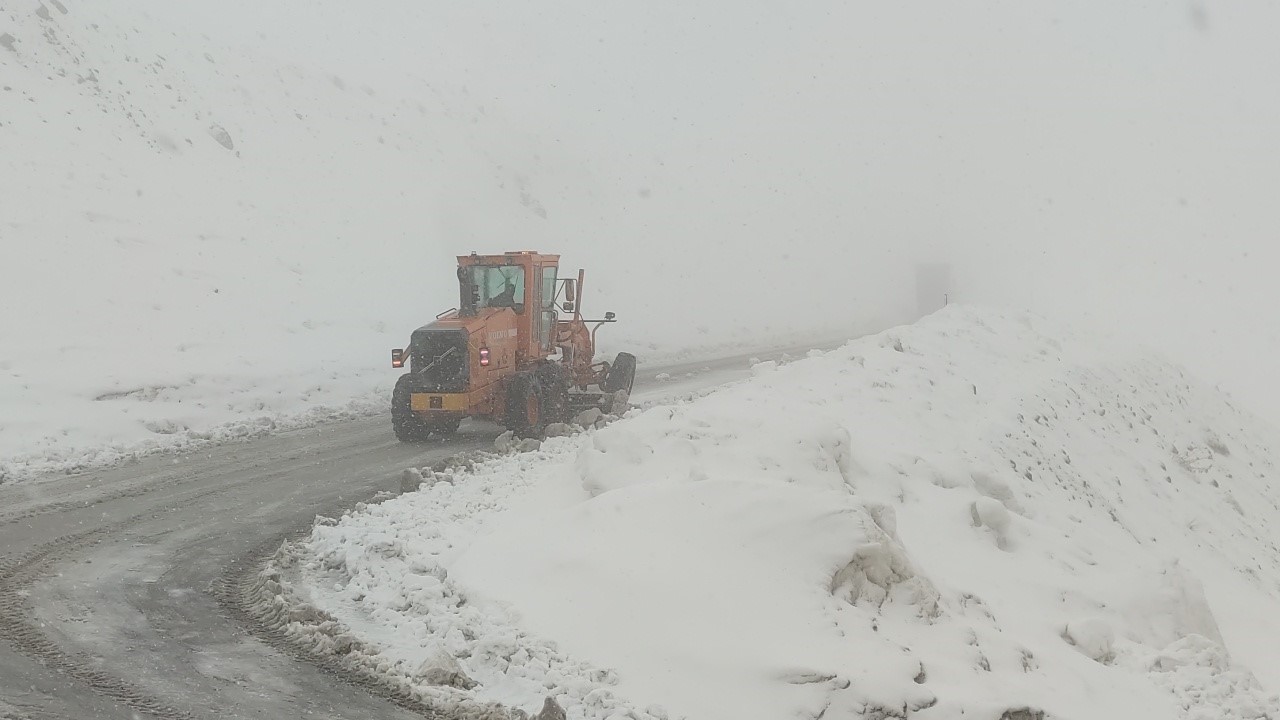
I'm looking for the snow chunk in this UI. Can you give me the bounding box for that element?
[494,430,516,453]
[972,496,1011,534]
[573,408,603,428]
[1121,562,1226,650]
[514,438,542,453]
[830,518,941,620]
[544,423,574,438]
[401,467,424,493]
[414,645,476,689]
[1063,618,1116,662]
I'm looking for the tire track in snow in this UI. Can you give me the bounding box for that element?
[0,522,204,719]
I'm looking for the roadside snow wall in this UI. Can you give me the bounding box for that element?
[284,305,1280,720]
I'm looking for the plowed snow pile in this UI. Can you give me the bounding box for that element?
[284,305,1280,719]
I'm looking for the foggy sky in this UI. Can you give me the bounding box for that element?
[25,0,1280,421]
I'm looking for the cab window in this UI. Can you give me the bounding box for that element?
[541,266,557,309]
[471,266,525,310]
[538,266,558,352]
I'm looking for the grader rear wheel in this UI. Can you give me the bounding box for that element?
[525,393,541,428]
[536,364,573,425]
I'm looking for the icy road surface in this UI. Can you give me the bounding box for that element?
[0,348,806,720]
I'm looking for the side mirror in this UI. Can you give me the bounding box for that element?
[391,349,405,368]
[563,301,575,312]
[564,279,576,302]
[605,311,616,321]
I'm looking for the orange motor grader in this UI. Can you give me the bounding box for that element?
[389,251,636,441]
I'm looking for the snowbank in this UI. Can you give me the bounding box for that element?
[277,306,1280,719]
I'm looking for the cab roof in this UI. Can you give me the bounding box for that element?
[457,251,560,267]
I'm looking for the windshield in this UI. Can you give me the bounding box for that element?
[471,265,525,310]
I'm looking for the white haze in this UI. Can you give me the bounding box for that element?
[3,0,1280,432]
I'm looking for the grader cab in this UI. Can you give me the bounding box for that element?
[389,251,636,441]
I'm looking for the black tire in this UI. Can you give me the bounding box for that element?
[429,417,462,438]
[602,352,637,394]
[505,373,545,437]
[392,374,432,442]
[535,364,573,424]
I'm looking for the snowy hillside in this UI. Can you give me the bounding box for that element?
[268,306,1280,720]
[0,1,874,481]
[8,0,1280,483]
[0,0,528,478]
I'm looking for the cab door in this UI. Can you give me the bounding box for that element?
[532,265,558,356]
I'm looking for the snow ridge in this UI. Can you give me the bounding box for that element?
[278,306,1280,720]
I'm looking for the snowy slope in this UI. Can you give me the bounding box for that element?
[9,0,1280,483]
[0,1,874,481]
[0,0,531,478]
[278,306,1280,720]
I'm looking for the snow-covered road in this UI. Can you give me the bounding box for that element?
[0,346,804,720]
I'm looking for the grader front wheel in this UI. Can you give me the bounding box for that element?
[603,352,637,395]
[429,417,462,438]
[392,374,432,442]
[506,374,545,437]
